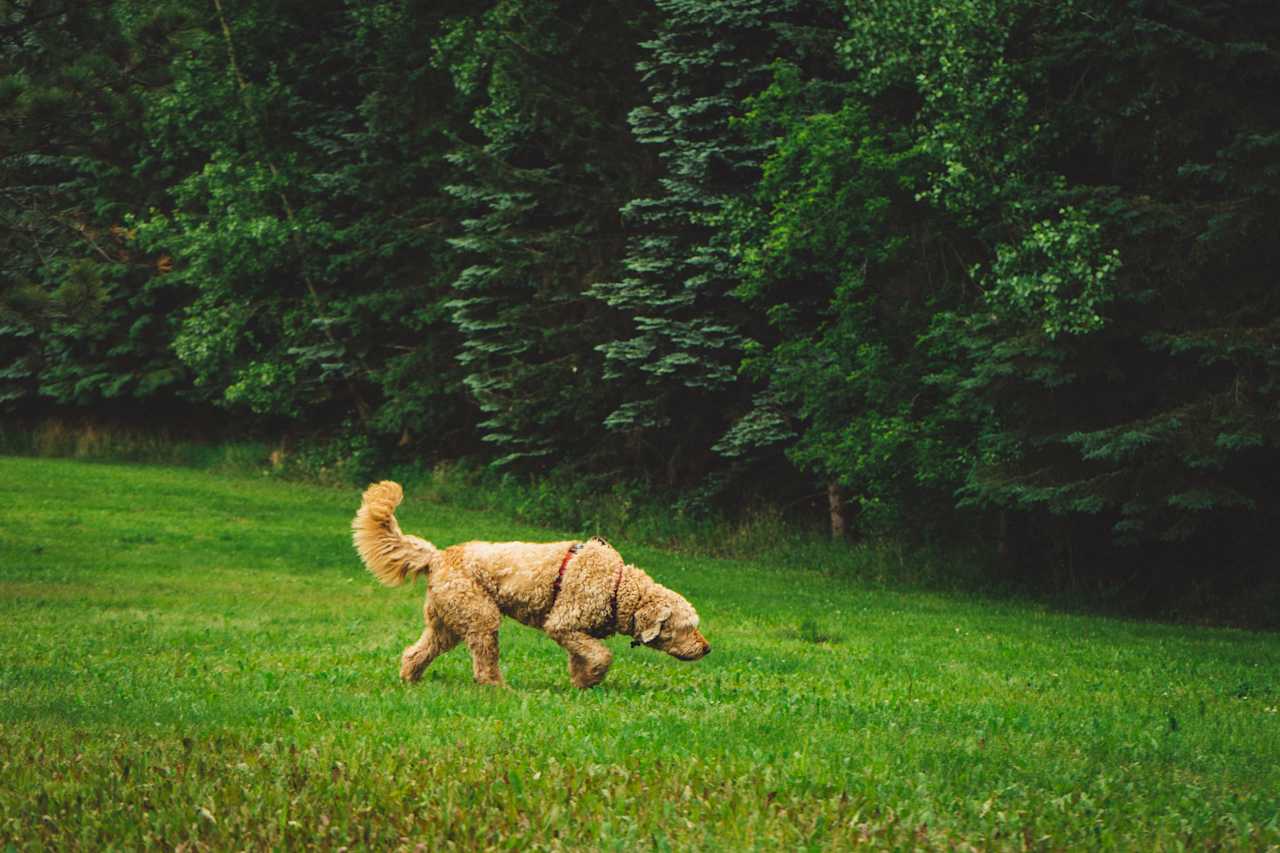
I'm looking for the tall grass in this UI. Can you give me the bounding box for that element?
[382,461,1003,596]
[3,420,967,586]
[5,418,1274,627]
[0,418,270,473]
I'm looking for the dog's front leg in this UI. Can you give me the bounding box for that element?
[550,631,613,689]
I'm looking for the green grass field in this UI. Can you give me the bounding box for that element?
[1,457,1278,850]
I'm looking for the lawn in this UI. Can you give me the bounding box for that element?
[1,456,1278,850]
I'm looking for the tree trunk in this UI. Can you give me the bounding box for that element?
[827,481,847,541]
[997,509,1013,563]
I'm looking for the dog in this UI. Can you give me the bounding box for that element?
[352,481,710,688]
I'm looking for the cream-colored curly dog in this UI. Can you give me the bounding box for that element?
[352,481,710,688]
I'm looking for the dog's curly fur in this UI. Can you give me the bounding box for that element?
[352,481,710,688]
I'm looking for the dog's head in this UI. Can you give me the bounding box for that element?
[630,575,710,661]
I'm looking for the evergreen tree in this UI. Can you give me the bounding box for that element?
[0,0,191,413]
[445,0,656,468]
[299,0,479,453]
[591,0,839,486]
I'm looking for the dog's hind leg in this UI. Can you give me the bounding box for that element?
[550,631,613,689]
[400,606,459,682]
[435,582,505,687]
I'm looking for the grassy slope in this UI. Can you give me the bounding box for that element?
[1,457,1277,850]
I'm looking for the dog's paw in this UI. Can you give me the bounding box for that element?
[400,648,426,682]
[569,657,611,689]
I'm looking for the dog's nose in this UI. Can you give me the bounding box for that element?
[703,644,711,656]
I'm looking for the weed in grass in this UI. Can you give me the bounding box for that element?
[792,617,841,646]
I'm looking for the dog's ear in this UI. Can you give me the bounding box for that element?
[634,602,671,644]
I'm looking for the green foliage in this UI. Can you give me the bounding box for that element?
[983,207,1120,339]
[591,0,842,485]
[130,0,478,451]
[725,0,1280,564]
[4,0,1280,597]
[912,0,1280,554]
[0,0,192,410]
[723,60,966,530]
[444,0,655,469]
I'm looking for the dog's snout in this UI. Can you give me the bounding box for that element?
[703,643,711,656]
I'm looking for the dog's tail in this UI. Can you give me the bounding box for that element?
[352,480,440,587]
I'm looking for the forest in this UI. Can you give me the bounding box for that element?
[3,0,1279,609]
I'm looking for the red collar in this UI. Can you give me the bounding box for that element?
[608,561,625,630]
[549,543,581,608]
[548,543,626,630]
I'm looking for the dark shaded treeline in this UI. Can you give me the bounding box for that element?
[3,0,1279,602]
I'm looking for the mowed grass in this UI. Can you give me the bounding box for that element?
[1,458,1278,850]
